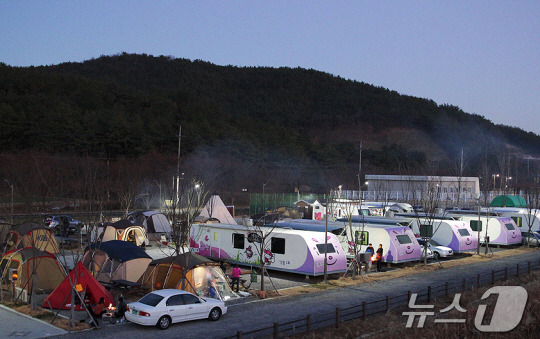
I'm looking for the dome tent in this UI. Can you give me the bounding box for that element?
[101,219,147,247]
[128,211,172,233]
[81,240,152,284]
[0,248,66,302]
[2,222,59,254]
[139,252,237,301]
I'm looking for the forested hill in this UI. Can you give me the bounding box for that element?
[1,53,539,173]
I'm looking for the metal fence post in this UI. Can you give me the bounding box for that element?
[306,315,311,333]
[335,308,340,328]
[427,286,431,303]
[462,278,466,292]
[528,261,531,274]
[362,301,366,320]
[445,282,449,297]
[236,331,242,339]
[504,267,508,280]
[386,296,390,312]
[477,274,480,288]
[408,290,411,302]
[273,322,278,339]
[491,270,495,285]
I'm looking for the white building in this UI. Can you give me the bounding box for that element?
[364,174,480,203]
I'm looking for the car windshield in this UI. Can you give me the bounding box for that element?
[429,239,442,246]
[138,293,164,307]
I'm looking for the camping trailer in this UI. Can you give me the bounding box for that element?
[190,223,347,276]
[448,214,521,246]
[409,219,478,253]
[276,219,422,263]
[488,208,540,234]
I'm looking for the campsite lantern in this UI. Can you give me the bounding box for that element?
[9,268,17,281]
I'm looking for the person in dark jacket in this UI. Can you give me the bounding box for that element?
[376,244,384,272]
[114,295,127,321]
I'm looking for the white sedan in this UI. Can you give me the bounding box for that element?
[126,289,227,330]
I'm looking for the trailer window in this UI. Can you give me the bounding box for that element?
[511,217,522,227]
[505,223,516,230]
[396,235,412,245]
[458,229,470,237]
[233,233,245,249]
[355,231,369,245]
[271,237,285,254]
[470,220,482,232]
[316,243,336,254]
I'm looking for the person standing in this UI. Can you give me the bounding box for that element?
[114,295,127,322]
[376,244,384,272]
[231,264,241,292]
[365,243,375,271]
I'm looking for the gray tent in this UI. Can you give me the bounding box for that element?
[128,211,172,233]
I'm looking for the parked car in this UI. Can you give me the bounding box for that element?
[43,215,83,235]
[521,232,540,247]
[418,239,453,259]
[126,289,227,330]
[420,245,434,260]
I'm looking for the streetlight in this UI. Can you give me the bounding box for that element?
[4,179,13,224]
[492,174,500,195]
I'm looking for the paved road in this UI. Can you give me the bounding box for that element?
[42,249,540,339]
[0,304,66,339]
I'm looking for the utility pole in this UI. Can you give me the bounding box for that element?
[173,126,181,229]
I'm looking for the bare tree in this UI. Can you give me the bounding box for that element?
[524,186,540,247]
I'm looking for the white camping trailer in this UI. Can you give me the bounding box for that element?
[487,208,540,234]
[276,219,422,263]
[409,218,478,253]
[450,214,521,246]
[190,223,347,276]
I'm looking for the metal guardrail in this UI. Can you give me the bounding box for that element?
[222,259,540,339]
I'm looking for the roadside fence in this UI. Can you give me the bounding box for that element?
[222,259,540,339]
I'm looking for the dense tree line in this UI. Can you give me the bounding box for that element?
[1,53,539,201]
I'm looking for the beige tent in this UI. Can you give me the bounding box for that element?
[139,252,237,301]
[101,220,146,247]
[3,222,59,254]
[81,240,152,284]
[0,248,66,302]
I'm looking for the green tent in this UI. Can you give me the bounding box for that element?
[489,195,527,208]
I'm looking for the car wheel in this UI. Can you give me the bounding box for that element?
[156,315,171,330]
[208,307,221,321]
[433,252,440,260]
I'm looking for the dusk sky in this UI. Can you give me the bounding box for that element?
[2,1,539,135]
